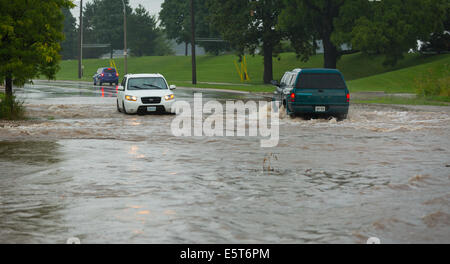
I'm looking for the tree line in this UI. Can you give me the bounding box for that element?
[127,0,450,83]
[61,0,449,83]
[61,0,173,60]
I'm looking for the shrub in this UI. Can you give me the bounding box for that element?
[415,64,450,98]
[0,93,25,120]
[436,75,450,97]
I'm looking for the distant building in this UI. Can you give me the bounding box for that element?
[99,42,205,58]
[315,41,352,54]
[99,49,131,59]
[170,41,205,56]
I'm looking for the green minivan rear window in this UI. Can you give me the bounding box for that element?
[296,73,346,89]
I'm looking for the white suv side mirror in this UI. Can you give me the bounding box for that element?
[169,85,176,90]
[118,86,125,91]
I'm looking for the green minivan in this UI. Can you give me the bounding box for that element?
[274,68,350,120]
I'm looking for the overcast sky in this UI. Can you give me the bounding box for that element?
[71,0,164,21]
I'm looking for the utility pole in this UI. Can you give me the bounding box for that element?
[122,0,128,75]
[78,0,83,79]
[190,0,197,84]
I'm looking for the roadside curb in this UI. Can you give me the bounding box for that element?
[177,87,251,94]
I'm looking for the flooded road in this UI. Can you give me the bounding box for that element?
[1,80,449,243]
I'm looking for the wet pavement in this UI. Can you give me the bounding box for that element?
[0,80,449,243]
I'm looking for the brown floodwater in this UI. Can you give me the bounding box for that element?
[0,80,449,243]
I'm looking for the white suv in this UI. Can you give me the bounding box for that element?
[117,74,176,114]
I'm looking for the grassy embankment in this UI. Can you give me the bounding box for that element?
[53,52,450,104]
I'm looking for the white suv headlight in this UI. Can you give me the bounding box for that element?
[125,95,138,101]
[164,94,175,101]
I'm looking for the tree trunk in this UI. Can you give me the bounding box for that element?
[263,42,273,84]
[323,36,338,69]
[5,76,13,99]
[185,42,188,56]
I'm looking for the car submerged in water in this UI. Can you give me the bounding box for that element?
[272,68,350,120]
[117,74,176,115]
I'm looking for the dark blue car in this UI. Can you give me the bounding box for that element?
[93,67,119,86]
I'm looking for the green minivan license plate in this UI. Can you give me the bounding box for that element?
[315,106,326,112]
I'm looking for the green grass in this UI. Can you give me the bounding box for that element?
[171,81,274,93]
[347,54,450,93]
[55,52,449,84]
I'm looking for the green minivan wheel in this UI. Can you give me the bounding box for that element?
[337,113,348,121]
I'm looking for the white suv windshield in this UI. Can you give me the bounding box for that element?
[127,77,168,90]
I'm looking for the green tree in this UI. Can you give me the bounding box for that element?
[128,5,172,56]
[195,1,230,55]
[61,7,77,59]
[83,0,132,54]
[0,0,74,99]
[279,0,370,69]
[159,0,191,55]
[280,0,448,68]
[207,0,284,83]
[419,1,450,54]
[159,0,229,56]
[352,0,447,66]
[82,0,171,58]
